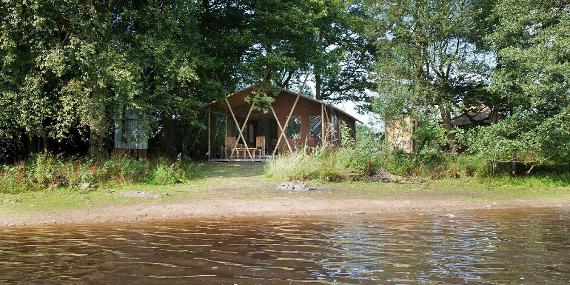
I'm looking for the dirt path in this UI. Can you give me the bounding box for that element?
[2,197,569,227]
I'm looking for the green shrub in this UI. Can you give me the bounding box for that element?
[149,156,191,185]
[0,154,193,193]
[0,164,30,193]
[151,164,180,185]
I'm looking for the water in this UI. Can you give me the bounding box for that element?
[1,208,569,284]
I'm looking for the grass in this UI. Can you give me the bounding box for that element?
[0,162,270,214]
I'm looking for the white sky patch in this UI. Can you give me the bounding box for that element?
[333,100,384,133]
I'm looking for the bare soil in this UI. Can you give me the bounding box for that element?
[2,197,569,227]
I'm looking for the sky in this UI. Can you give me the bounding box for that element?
[333,100,384,132]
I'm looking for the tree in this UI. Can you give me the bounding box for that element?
[467,0,570,166]
[0,0,204,157]
[221,0,374,101]
[366,0,495,149]
[308,0,376,101]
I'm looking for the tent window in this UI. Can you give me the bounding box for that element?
[286,116,301,139]
[309,116,322,140]
[329,114,341,141]
[227,121,238,138]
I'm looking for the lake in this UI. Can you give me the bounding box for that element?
[0,208,569,284]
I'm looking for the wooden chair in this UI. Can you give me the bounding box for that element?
[255,136,266,158]
[224,137,237,159]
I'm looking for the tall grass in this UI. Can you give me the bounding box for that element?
[266,129,504,182]
[266,144,570,187]
[266,146,380,181]
[377,149,492,179]
[0,154,193,193]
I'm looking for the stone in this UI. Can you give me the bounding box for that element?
[80,182,92,190]
[277,182,316,191]
[117,191,165,199]
[370,169,405,183]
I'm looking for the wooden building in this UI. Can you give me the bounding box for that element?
[385,115,415,154]
[207,84,358,161]
[113,109,149,158]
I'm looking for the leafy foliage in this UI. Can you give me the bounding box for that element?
[245,84,280,112]
[0,0,205,157]
[466,0,570,166]
[0,154,193,193]
[366,0,496,147]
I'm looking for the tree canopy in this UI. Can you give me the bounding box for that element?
[467,0,570,165]
[366,0,496,149]
[366,0,569,167]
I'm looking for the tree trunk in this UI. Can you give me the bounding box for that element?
[161,115,177,158]
[88,129,106,158]
[182,125,194,159]
[315,72,322,100]
[440,105,456,153]
[42,131,48,154]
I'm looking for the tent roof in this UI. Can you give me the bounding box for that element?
[207,83,361,123]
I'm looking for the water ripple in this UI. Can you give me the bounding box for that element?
[0,208,569,284]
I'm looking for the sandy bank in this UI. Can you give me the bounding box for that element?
[2,197,568,228]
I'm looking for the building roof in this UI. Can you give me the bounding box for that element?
[207,83,361,123]
[451,105,496,127]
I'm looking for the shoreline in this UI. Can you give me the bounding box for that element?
[2,197,568,228]
[2,163,569,229]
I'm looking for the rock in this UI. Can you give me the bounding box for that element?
[117,191,165,199]
[277,182,316,191]
[370,169,405,183]
[445,213,456,219]
[80,182,93,190]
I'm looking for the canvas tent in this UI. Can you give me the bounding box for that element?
[207,84,358,161]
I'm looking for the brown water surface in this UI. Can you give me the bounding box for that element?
[1,208,569,284]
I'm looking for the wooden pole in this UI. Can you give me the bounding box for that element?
[225,98,254,160]
[271,106,293,154]
[272,94,300,156]
[323,105,330,142]
[208,108,211,161]
[235,103,255,160]
[321,104,325,146]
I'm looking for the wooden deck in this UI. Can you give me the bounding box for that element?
[209,156,275,162]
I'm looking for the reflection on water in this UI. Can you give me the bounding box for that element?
[1,208,569,284]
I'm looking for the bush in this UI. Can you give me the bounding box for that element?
[463,109,570,167]
[0,154,193,193]
[379,149,491,179]
[268,116,567,182]
[151,164,180,185]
